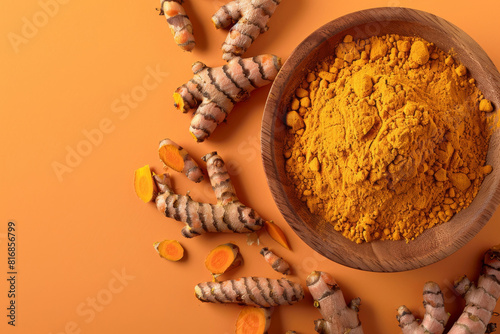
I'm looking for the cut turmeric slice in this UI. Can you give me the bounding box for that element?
[235,306,273,334]
[134,165,158,203]
[158,138,204,183]
[205,243,242,279]
[264,221,291,250]
[153,239,184,261]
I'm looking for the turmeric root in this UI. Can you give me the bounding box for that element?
[173,54,281,142]
[235,306,273,334]
[396,282,449,334]
[397,245,500,334]
[195,276,304,307]
[307,271,364,334]
[205,243,242,279]
[447,245,500,334]
[260,247,291,275]
[212,0,282,61]
[264,220,290,250]
[159,0,195,51]
[153,239,184,261]
[134,165,158,203]
[158,138,203,183]
[155,152,264,237]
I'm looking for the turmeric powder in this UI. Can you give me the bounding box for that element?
[284,34,495,243]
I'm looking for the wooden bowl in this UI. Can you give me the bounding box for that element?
[261,7,500,272]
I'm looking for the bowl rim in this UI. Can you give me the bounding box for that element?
[261,7,500,272]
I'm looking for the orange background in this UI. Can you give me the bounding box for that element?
[1,0,500,333]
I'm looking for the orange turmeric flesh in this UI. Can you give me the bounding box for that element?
[159,143,185,172]
[264,221,290,250]
[154,239,184,261]
[134,165,157,203]
[205,243,242,278]
[235,306,273,334]
[173,92,186,112]
[158,138,204,183]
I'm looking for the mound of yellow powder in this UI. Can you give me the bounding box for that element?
[284,34,494,243]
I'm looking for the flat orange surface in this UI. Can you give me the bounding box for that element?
[1,0,499,333]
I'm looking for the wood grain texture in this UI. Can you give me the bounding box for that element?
[261,7,500,272]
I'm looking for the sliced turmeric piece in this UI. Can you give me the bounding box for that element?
[134,165,158,203]
[235,306,273,334]
[205,243,242,279]
[264,221,291,250]
[154,239,184,261]
[158,138,203,183]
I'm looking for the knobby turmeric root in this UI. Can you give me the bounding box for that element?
[307,271,364,334]
[173,54,281,142]
[134,165,158,203]
[448,245,500,334]
[155,151,264,237]
[397,282,449,334]
[397,245,500,334]
[159,0,195,51]
[153,239,184,261]
[235,306,273,334]
[158,138,203,183]
[195,277,304,307]
[264,220,290,250]
[260,247,291,275]
[205,243,242,279]
[212,0,282,61]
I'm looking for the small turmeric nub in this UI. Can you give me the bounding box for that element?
[235,306,273,334]
[134,165,158,203]
[205,243,242,278]
[154,239,184,261]
[264,221,291,250]
[260,247,291,275]
[160,0,195,52]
